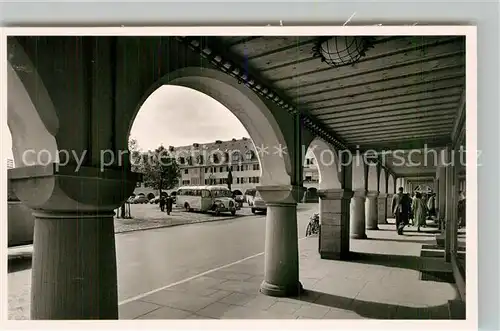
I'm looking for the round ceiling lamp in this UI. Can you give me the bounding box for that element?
[312,36,375,68]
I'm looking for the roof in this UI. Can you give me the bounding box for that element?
[177,185,231,191]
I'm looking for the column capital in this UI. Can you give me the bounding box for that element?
[366,191,379,198]
[9,163,139,213]
[256,185,305,205]
[352,190,367,198]
[317,189,353,200]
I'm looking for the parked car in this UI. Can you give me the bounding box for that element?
[251,190,267,214]
[133,195,150,204]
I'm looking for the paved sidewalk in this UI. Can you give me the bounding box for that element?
[120,222,462,320]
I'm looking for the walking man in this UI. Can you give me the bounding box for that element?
[159,195,166,212]
[392,187,411,235]
[166,194,173,215]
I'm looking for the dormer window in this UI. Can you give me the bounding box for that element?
[196,155,204,164]
[245,150,254,160]
[211,153,220,164]
[178,157,185,165]
[187,156,193,165]
[232,152,240,162]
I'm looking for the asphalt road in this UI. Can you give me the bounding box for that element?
[8,203,318,318]
[116,203,317,301]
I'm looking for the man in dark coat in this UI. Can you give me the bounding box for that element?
[391,187,411,235]
[165,194,173,215]
[159,195,166,212]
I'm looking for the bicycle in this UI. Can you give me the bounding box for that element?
[305,213,320,237]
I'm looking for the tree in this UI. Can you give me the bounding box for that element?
[140,145,180,196]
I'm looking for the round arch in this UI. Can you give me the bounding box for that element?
[387,174,395,194]
[126,67,292,186]
[366,164,378,192]
[7,61,58,167]
[379,169,387,194]
[306,137,342,190]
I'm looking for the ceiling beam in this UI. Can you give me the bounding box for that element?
[451,89,466,146]
[354,137,450,152]
[176,36,349,150]
[341,126,454,140]
[333,120,455,134]
[326,113,456,129]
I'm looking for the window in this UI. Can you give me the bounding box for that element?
[184,169,188,174]
[237,178,240,184]
[220,166,224,172]
[201,190,210,198]
[232,153,240,162]
[205,168,208,173]
[187,156,193,166]
[237,165,240,171]
[253,164,260,171]
[212,154,220,163]
[178,157,185,164]
[255,177,260,183]
[226,166,231,172]
[305,176,312,182]
[197,155,204,164]
[245,150,254,160]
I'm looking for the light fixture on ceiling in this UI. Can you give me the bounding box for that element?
[312,36,376,68]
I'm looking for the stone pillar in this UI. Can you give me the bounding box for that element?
[258,185,304,297]
[378,193,388,224]
[365,191,379,230]
[437,166,447,227]
[444,164,454,262]
[386,194,393,218]
[317,189,353,260]
[9,164,138,319]
[350,190,367,239]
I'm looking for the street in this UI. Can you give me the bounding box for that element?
[8,203,318,319]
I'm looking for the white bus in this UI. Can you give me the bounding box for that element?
[175,185,239,216]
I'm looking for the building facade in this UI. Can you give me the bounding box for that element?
[133,137,319,197]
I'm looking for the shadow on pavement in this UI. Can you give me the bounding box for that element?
[365,237,435,245]
[8,255,32,273]
[290,289,461,319]
[346,252,443,271]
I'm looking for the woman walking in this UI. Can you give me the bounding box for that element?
[411,192,428,232]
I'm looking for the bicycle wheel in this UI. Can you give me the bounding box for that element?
[305,223,312,236]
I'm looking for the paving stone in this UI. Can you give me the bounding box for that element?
[185,314,215,319]
[267,301,302,315]
[140,290,219,312]
[244,295,278,310]
[312,277,367,299]
[119,300,161,319]
[219,292,256,306]
[137,306,192,319]
[322,307,365,319]
[196,302,238,319]
[349,299,398,319]
[221,306,297,319]
[211,280,260,294]
[206,290,233,301]
[294,304,331,319]
[209,270,254,281]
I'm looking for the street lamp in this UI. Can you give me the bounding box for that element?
[312,36,375,68]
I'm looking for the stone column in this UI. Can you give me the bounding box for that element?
[365,191,379,230]
[350,190,367,239]
[317,189,353,260]
[378,193,388,224]
[9,164,138,319]
[258,185,304,297]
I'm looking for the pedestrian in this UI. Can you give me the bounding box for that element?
[427,193,436,219]
[411,192,428,232]
[409,192,415,226]
[159,195,165,212]
[166,194,173,215]
[458,191,466,228]
[392,187,411,235]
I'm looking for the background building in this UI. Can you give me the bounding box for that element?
[7,158,14,169]
[134,138,318,197]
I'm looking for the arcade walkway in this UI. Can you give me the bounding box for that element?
[118,221,463,320]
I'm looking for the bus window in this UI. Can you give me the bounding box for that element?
[202,190,210,198]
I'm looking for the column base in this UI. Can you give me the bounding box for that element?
[366,225,379,230]
[260,280,303,297]
[320,251,351,261]
[351,233,368,239]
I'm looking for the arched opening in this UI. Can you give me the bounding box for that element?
[7,44,59,248]
[126,67,292,187]
[305,137,342,191]
[112,67,296,304]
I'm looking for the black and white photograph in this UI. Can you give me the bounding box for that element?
[4,27,474,324]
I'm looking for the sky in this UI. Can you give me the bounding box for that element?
[129,86,250,151]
